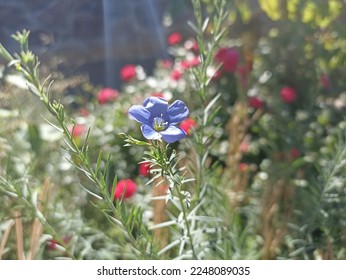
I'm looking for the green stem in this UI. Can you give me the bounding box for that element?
[151,140,197,258]
[175,185,198,259]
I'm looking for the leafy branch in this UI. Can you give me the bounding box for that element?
[0,30,157,259]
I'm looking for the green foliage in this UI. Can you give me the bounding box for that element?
[1,0,346,260]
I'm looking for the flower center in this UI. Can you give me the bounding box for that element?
[153,116,168,132]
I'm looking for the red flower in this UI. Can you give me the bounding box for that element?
[139,162,151,177]
[179,118,197,135]
[249,96,264,109]
[180,57,200,69]
[69,124,86,139]
[48,239,58,251]
[180,60,190,69]
[167,32,182,45]
[280,86,297,103]
[151,92,165,98]
[211,69,222,81]
[120,64,136,82]
[97,87,119,104]
[239,163,249,172]
[170,70,182,81]
[47,236,71,251]
[214,47,240,72]
[114,179,137,200]
[290,147,300,160]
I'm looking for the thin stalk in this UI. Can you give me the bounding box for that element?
[14,210,25,260]
[175,185,198,259]
[0,219,15,260]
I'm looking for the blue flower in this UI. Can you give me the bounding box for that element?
[128,97,189,143]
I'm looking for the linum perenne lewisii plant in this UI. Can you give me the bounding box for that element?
[128,97,189,143]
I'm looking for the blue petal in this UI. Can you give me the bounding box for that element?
[161,126,187,143]
[141,125,162,140]
[143,97,168,118]
[128,105,151,125]
[167,100,189,124]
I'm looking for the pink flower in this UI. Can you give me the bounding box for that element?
[179,118,197,135]
[97,87,119,104]
[167,32,182,45]
[239,141,250,153]
[79,108,90,117]
[170,69,182,81]
[120,64,136,82]
[280,86,297,103]
[69,124,86,139]
[114,179,137,200]
[180,57,200,69]
[249,96,264,109]
[188,56,201,67]
[290,147,300,160]
[180,60,190,69]
[214,47,240,72]
[160,59,173,69]
[139,162,151,177]
[184,39,199,53]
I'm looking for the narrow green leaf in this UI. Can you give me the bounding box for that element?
[202,17,210,32]
[40,115,63,133]
[187,21,199,34]
[80,184,103,200]
[0,43,14,61]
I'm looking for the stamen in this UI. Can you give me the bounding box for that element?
[153,116,168,131]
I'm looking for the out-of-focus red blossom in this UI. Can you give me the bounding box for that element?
[161,59,173,69]
[188,56,201,67]
[320,74,331,90]
[47,236,71,251]
[180,60,190,69]
[236,62,252,89]
[79,108,90,117]
[139,162,151,177]
[180,57,200,69]
[184,39,199,53]
[69,124,86,139]
[211,69,222,81]
[214,47,240,72]
[48,239,58,251]
[151,92,165,98]
[249,96,264,109]
[239,163,249,172]
[120,64,136,82]
[239,141,250,153]
[280,86,297,103]
[97,87,119,104]
[290,147,301,160]
[167,32,182,45]
[114,179,137,200]
[179,118,197,135]
[170,70,182,81]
